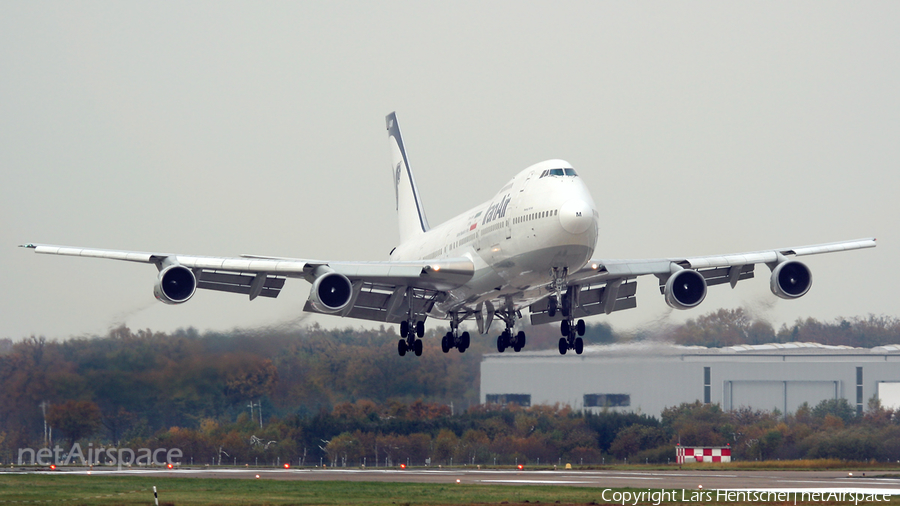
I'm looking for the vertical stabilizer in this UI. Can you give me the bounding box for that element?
[386,112,430,244]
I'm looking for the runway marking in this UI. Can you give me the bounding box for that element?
[480,480,594,485]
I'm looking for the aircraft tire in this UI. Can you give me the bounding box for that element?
[517,331,526,348]
[560,319,570,337]
[497,337,505,353]
[414,339,423,356]
[558,337,567,355]
[416,321,425,338]
[398,339,407,357]
[577,319,586,336]
[400,321,409,338]
[575,337,584,355]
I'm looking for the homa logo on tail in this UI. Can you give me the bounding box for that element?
[481,194,511,226]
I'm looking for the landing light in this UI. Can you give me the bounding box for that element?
[517,464,524,470]
[400,463,406,469]
[591,263,599,270]
[49,464,56,470]
[167,463,173,469]
[284,463,290,469]
[432,265,441,272]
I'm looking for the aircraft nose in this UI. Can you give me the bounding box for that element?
[558,199,594,234]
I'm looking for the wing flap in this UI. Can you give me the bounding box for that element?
[530,281,638,325]
[196,271,286,299]
[303,284,433,322]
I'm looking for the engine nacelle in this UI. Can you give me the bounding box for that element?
[770,260,812,299]
[153,264,197,305]
[664,269,708,310]
[308,271,353,313]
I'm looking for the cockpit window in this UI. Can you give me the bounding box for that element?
[539,168,577,178]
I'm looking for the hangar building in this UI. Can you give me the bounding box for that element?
[480,342,900,416]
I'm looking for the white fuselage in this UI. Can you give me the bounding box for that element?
[391,159,599,318]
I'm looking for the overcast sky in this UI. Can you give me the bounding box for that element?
[2,2,897,341]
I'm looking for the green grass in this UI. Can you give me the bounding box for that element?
[0,475,619,506]
[0,472,894,505]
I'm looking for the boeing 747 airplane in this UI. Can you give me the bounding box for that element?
[22,113,876,356]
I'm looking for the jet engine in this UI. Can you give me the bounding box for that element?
[770,260,812,299]
[308,271,353,313]
[153,264,197,305]
[664,269,708,310]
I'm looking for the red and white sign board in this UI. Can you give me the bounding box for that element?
[676,445,731,463]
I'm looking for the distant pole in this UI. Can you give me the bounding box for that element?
[153,486,159,506]
[258,399,263,428]
[247,401,255,420]
[39,401,49,446]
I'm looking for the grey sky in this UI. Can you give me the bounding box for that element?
[2,2,897,341]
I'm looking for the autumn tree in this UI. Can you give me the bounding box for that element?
[47,400,102,446]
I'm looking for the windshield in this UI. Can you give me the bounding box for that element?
[539,168,577,178]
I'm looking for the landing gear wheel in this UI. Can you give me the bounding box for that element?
[398,339,407,357]
[574,337,584,355]
[561,294,570,318]
[459,331,470,352]
[416,321,425,338]
[560,319,570,337]
[442,333,451,353]
[548,298,558,318]
[414,339,423,356]
[516,331,526,350]
[558,337,568,355]
[576,319,586,336]
[497,335,506,353]
[399,321,409,338]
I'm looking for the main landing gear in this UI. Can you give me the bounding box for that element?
[496,329,526,353]
[494,303,526,353]
[558,318,586,355]
[398,319,425,357]
[549,276,586,355]
[441,313,470,354]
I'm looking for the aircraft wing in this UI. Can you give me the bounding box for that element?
[20,243,474,323]
[529,238,876,325]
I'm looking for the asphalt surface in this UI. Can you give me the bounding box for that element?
[11,467,900,494]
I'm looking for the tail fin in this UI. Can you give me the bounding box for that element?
[386,112,429,244]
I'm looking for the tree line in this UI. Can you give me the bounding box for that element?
[2,309,900,465]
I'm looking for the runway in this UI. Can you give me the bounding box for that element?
[17,467,900,495]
